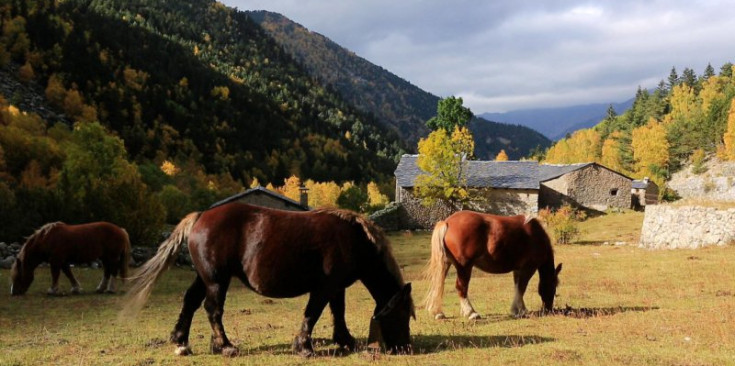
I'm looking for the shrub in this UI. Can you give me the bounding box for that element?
[538,204,586,244]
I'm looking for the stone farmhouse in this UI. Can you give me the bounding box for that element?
[210,186,310,211]
[394,154,632,229]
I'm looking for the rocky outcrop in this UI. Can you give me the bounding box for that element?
[640,205,735,249]
[0,64,69,125]
[667,158,735,201]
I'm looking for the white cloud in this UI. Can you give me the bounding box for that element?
[224,0,735,113]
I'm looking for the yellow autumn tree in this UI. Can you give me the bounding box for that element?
[545,129,600,163]
[366,181,389,208]
[249,177,261,188]
[667,84,697,124]
[722,99,735,160]
[495,149,509,161]
[415,126,474,207]
[280,175,302,201]
[631,118,670,185]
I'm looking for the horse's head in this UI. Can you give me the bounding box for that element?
[539,263,563,311]
[368,283,415,354]
[10,257,33,296]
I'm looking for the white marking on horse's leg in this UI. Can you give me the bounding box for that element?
[511,294,527,317]
[105,277,117,293]
[460,297,480,319]
[70,284,82,294]
[434,312,446,320]
[96,276,109,293]
[47,286,60,296]
[174,345,192,356]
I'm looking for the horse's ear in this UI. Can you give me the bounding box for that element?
[555,263,563,276]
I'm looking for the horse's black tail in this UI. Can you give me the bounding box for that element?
[121,212,201,318]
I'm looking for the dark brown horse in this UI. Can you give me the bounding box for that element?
[123,203,414,357]
[10,222,130,296]
[424,211,562,320]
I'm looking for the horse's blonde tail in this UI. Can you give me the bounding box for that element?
[120,229,131,282]
[121,212,201,318]
[424,220,450,315]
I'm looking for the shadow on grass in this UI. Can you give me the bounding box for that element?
[411,334,553,354]
[528,305,660,318]
[235,333,553,358]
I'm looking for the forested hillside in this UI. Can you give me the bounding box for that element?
[248,10,550,159]
[543,63,735,194]
[0,0,408,243]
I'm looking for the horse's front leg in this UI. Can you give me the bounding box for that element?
[456,265,480,320]
[293,291,329,357]
[203,277,238,357]
[95,265,111,294]
[171,275,206,356]
[329,289,355,351]
[62,264,83,294]
[511,268,534,317]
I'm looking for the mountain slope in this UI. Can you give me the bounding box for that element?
[11,0,406,184]
[247,11,550,159]
[481,99,635,141]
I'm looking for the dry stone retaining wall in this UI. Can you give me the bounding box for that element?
[640,205,735,249]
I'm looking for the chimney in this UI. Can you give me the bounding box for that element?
[299,185,309,208]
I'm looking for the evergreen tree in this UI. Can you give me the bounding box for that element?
[667,67,679,90]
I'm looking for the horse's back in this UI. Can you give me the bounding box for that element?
[189,203,369,298]
[443,211,551,273]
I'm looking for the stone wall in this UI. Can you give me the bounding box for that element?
[396,187,537,230]
[639,205,735,249]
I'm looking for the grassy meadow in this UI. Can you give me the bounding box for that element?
[1,211,735,365]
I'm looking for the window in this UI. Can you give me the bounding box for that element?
[610,188,618,196]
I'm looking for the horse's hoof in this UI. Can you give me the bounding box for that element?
[334,335,356,352]
[104,290,116,294]
[95,288,105,294]
[434,313,446,320]
[70,288,82,295]
[222,346,239,357]
[468,312,481,320]
[174,345,192,356]
[293,336,314,357]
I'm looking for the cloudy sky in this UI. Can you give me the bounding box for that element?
[223,1,735,114]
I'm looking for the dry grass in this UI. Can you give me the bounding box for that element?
[2,218,735,365]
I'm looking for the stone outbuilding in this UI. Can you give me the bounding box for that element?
[210,186,310,211]
[394,155,633,229]
[538,163,633,212]
[631,177,659,209]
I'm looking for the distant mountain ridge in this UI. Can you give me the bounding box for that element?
[480,99,635,141]
[247,10,551,159]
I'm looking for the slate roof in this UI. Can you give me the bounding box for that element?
[538,163,593,182]
[395,154,540,190]
[209,186,309,210]
[394,155,626,190]
[632,179,654,189]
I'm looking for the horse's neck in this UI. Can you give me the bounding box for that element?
[21,242,46,268]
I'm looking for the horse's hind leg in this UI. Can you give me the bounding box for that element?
[48,264,62,295]
[456,265,480,320]
[294,290,330,357]
[203,277,238,357]
[329,289,355,351]
[511,268,534,317]
[62,264,82,294]
[171,275,206,356]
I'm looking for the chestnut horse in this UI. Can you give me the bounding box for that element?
[123,203,414,357]
[424,211,562,320]
[11,222,130,296]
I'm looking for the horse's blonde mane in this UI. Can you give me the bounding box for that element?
[314,208,404,285]
[19,222,64,260]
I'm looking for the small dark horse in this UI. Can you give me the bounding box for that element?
[123,203,414,357]
[424,211,562,320]
[11,222,130,296]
